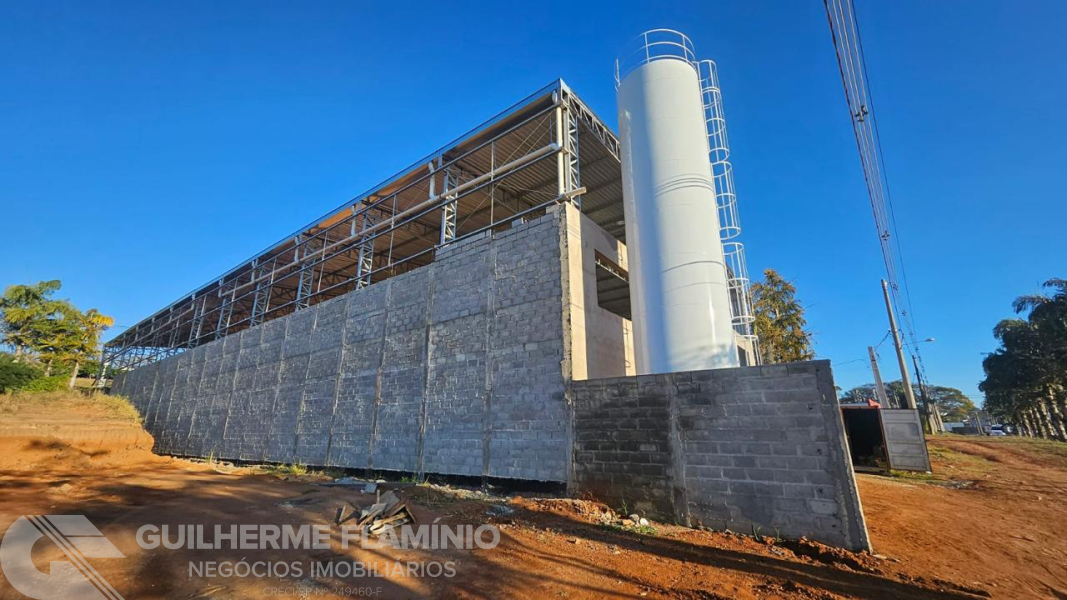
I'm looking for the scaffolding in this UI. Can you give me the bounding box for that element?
[101,81,624,373]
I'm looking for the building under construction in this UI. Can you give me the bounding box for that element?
[107,79,639,376]
[107,31,872,552]
[104,72,760,379]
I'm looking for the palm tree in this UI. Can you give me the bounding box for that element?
[1012,278,1067,315]
[981,279,1067,440]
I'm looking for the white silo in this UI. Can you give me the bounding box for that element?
[615,30,739,374]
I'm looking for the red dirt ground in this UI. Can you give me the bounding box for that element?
[0,400,1064,599]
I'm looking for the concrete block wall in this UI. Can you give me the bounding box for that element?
[561,203,635,381]
[569,361,871,551]
[113,210,570,482]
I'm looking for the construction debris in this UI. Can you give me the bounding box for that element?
[335,503,360,525]
[487,504,515,516]
[337,490,416,536]
[324,476,371,487]
[323,477,383,494]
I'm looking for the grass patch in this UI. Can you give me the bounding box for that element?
[0,390,141,423]
[928,444,995,473]
[266,463,309,476]
[928,445,973,463]
[922,436,1067,481]
[248,463,349,479]
[981,436,1067,464]
[314,467,349,479]
[887,469,937,482]
[265,464,346,476]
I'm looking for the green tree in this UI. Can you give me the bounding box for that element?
[0,280,63,361]
[34,301,84,377]
[839,383,879,404]
[64,308,114,389]
[980,278,1067,440]
[0,281,114,388]
[924,385,978,422]
[0,353,40,392]
[750,269,815,364]
[840,381,976,420]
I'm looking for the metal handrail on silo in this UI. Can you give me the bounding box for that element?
[724,241,760,362]
[698,60,760,364]
[712,162,742,241]
[615,29,697,86]
[698,60,740,241]
[723,242,756,326]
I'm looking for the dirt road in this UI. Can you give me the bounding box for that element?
[0,397,1064,599]
[856,437,1067,599]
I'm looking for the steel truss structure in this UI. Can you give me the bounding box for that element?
[102,81,624,374]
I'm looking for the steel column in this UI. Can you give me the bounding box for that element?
[250,259,273,326]
[295,233,322,311]
[214,279,237,339]
[187,295,208,349]
[440,164,458,245]
[355,203,376,289]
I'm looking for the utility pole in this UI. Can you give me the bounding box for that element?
[881,280,917,410]
[912,353,942,433]
[867,346,892,406]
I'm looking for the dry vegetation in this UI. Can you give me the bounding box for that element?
[0,389,141,422]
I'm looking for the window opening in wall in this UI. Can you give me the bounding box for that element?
[738,344,750,367]
[594,251,631,320]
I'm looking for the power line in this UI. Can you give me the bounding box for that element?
[873,329,891,351]
[823,0,928,382]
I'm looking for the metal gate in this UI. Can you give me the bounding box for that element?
[880,409,931,472]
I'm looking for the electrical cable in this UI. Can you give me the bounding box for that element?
[823,0,928,385]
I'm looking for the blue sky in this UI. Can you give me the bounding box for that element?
[2,1,1064,402]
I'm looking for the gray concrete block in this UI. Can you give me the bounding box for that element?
[571,361,871,551]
